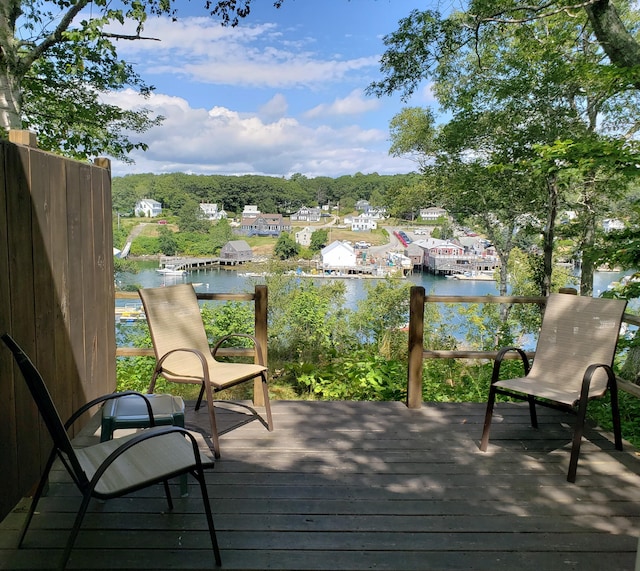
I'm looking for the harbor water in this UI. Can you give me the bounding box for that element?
[115,266,629,311]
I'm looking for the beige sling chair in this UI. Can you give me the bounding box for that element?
[139,283,273,458]
[1,333,221,570]
[480,293,627,482]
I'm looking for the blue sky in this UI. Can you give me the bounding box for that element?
[105,0,437,178]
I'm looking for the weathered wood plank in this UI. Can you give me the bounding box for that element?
[5,142,41,496]
[1,401,639,571]
[0,139,20,519]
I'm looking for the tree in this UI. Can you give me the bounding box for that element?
[309,229,328,252]
[177,198,209,233]
[1,1,168,161]
[158,226,178,256]
[368,4,640,103]
[380,6,640,296]
[274,232,299,260]
[382,175,429,220]
[0,1,284,161]
[209,218,234,254]
[351,279,412,356]
[388,107,437,170]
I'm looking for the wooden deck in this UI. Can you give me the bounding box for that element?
[2,400,640,570]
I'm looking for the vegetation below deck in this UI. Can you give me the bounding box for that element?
[116,266,640,449]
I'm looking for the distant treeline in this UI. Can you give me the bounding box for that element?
[112,172,418,217]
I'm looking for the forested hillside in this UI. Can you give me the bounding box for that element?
[112,172,419,216]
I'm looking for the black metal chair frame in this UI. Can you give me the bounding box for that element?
[1,333,222,570]
[480,346,623,483]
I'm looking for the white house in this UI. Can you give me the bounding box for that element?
[420,207,448,222]
[291,206,321,223]
[603,218,624,232]
[351,214,377,232]
[199,203,227,221]
[295,227,314,247]
[242,205,261,218]
[321,241,356,269]
[135,198,162,218]
[367,207,387,219]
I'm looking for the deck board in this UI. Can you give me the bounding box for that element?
[1,400,640,570]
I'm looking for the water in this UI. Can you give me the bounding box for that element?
[115,265,629,310]
[115,267,633,352]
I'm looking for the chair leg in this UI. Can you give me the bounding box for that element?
[568,391,590,483]
[18,450,56,548]
[195,468,222,566]
[203,386,221,458]
[163,480,174,510]
[61,492,93,570]
[261,373,273,432]
[148,370,159,394]
[609,379,623,451]
[527,395,538,428]
[195,382,206,411]
[480,385,497,451]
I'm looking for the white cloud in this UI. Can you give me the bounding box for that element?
[304,89,380,119]
[105,90,414,178]
[259,94,289,120]
[96,12,425,178]
[114,16,378,88]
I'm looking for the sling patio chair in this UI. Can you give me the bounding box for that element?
[1,333,221,570]
[138,283,273,458]
[479,293,628,483]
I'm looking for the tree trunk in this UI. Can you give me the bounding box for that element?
[585,0,640,75]
[0,1,23,131]
[579,208,597,297]
[542,173,559,297]
[620,342,640,384]
[0,61,22,131]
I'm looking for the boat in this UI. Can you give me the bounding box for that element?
[156,264,187,276]
[452,271,495,281]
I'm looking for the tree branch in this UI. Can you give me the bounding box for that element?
[22,0,91,70]
[474,0,601,25]
[101,32,161,42]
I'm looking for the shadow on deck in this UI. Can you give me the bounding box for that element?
[1,400,640,570]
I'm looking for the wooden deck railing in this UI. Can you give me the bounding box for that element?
[115,285,268,405]
[406,286,640,408]
[115,284,640,411]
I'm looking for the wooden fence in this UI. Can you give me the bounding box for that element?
[406,286,640,408]
[0,133,115,520]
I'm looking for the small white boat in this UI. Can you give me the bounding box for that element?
[156,264,186,276]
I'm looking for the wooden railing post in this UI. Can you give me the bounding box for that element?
[9,129,38,147]
[94,157,111,170]
[407,286,425,409]
[253,284,268,406]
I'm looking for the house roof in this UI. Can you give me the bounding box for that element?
[138,198,161,207]
[224,240,252,252]
[321,240,355,256]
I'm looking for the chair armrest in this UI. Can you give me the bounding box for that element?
[579,363,615,404]
[491,347,530,384]
[212,333,264,365]
[89,426,212,488]
[157,347,209,370]
[65,391,155,430]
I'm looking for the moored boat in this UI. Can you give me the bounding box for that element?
[156,264,187,276]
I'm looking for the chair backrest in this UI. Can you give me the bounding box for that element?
[138,284,214,375]
[1,333,87,481]
[529,294,628,393]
